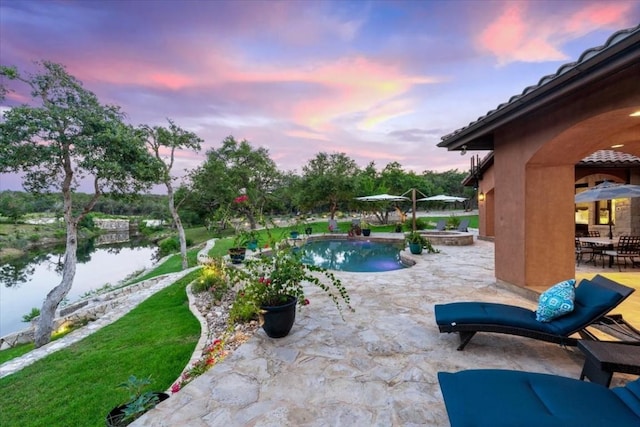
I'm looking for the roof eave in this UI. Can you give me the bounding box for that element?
[438,26,640,152]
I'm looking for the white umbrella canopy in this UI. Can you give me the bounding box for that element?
[355,194,410,202]
[575,181,640,203]
[417,194,467,202]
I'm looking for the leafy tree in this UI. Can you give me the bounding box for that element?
[191,136,281,229]
[299,152,359,219]
[0,191,28,223]
[141,119,202,269]
[0,61,159,347]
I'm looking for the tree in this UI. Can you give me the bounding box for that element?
[141,119,202,269]
[0,191,28,223]
[191,136,281,229]
[0,61,159,347]
[299,152,359,219]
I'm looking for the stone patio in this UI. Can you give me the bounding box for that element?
[134,235,639,426]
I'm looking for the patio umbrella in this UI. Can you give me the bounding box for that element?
[355,194,410,202]
[574,181,640,203]
[575,181,640,239]
[417,194,467,202]
[355,193,410,229]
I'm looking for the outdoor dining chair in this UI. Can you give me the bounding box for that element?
[603,235,640,271]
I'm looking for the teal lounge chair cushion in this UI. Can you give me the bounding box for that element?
[435,278,625,336]
[438,369,640,427]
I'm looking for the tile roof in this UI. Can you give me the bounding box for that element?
[578,150,640,166]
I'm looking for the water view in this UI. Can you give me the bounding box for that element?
[0,238,158,337]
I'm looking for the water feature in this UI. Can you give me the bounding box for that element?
[300,239,406,272]
[0,237,158,337]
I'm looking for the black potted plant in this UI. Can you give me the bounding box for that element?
[360,220,371,236]
[106,375,169,427]
[405,231,439,255]
[229,229,259,263]
[228,244,353,338]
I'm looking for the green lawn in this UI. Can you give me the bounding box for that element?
[0,270,201,427]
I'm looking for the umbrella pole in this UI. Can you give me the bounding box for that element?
[412,188,416,231]
[609,220,613,239]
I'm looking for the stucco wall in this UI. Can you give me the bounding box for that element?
[490,60,639,288]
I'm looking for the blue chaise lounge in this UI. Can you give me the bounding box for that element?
[438,369,640,427]
[435,274,636,350]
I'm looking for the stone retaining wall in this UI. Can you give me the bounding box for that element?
[0,276,164,349]
[93,218,130,231]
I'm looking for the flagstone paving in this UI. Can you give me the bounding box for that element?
[134,234,639,426]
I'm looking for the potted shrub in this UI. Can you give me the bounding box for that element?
[229,229,260,262]
[405,231,439,255]
[360,220,371,236]
[242,229,260,250]
[106,375,169,427]
[228,244,353,338]
[394,222,403,233]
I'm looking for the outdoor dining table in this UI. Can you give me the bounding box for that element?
[578,237,617,268]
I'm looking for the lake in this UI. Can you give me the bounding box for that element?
[0,238,158,337]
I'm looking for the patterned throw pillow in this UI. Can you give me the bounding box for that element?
[536,279,576,322]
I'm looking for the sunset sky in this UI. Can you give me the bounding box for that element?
[1,0,639,191]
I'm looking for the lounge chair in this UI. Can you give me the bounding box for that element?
[435,219,446,231]
[327,219,340,233]
[438,369,640,427]
[457,218,469,232]
[435,274,636,350]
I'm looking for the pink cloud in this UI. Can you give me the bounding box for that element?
[476,3,566,66]
[148,73,195,91]
[476,1,635,66]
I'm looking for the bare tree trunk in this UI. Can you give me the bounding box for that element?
[34,198,77,348]
[245,208,257,229]
[167,182,188,270]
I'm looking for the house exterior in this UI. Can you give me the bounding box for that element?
[438,25,640,290]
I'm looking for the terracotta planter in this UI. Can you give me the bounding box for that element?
[260,296,297,338]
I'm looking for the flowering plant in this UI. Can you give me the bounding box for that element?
[228,244,353,320]
[170,338,227,394]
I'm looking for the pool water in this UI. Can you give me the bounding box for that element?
[300,239,406,272]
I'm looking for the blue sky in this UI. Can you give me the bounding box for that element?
[1,0,639,191]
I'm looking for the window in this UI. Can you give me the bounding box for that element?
[596,199,616,225]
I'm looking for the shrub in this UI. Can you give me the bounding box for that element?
[158,236,180,256]
[22,307,40,322]
[191,258,229,302]
[414,217,428,230]
[78,214,95,230]
[229,294,258,323]
[447,215,461,229]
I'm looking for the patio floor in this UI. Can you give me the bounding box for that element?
[134,235,640,426]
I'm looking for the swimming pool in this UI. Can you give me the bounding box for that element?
[300,239,407,272]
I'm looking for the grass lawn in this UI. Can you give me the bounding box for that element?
[0,270,201,427]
